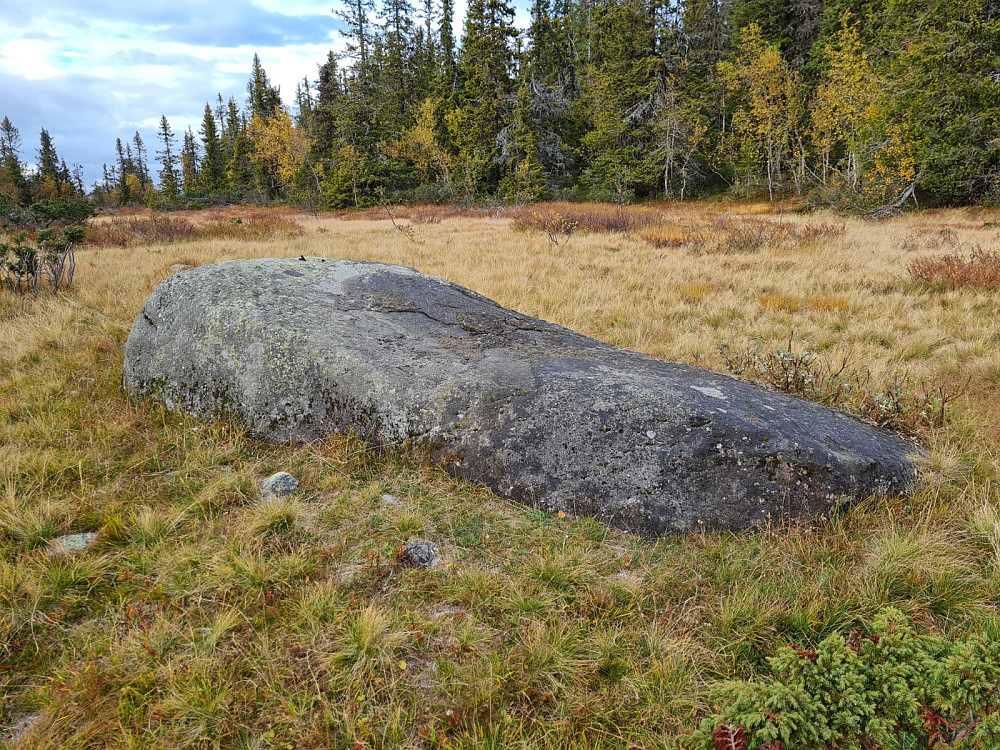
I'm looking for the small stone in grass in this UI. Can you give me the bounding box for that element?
[260,472,299,499]
[47,532,98,556]
[5,712,42,743]
[401,539,437,568]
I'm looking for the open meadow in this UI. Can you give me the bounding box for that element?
[2,203,1000,748]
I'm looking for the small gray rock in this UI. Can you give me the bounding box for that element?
[47,532,98,556]
[401,539,437,568]
[260,471,299,499]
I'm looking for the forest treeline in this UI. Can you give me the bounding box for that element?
[2,0,999,212]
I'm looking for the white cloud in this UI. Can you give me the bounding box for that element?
[0,0,529,187]
[0,40,63,80]
[250,0,334,16]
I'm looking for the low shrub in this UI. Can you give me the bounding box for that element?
[0,226,84,293]
[509,203,846,254]
[632,216,844,253]
[1,197,95,232]
[516,211,580,244]
[511,202,663,236]
[639,224,711,249]
[795,221,847,244]
[909,249,1000,289]
[711,216,795,253]
[85,213,201,246]
[85,211,304,247]
[720,337,961,434]
[336,203,482,223]
[681,608,1000,750]
[198,213,304,241]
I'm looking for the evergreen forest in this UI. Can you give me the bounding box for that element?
[2,0,999,212]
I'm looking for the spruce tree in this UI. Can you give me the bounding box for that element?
[181,127,199,193]
[71,163,85,194]
[247,54,283,121]
[730,0,796,59]
[131,132,151,189]
[114,138,132,204]
[225,98,253,194]
[439,0,457,90]
[579,0,661,199]
[379,0,418,131]
[335,0,377,72]
[156,115,180,200]
[198,103,225,192]
[37,129,61,183]
[413,0,437,92]
[0,117,29,206]
[454,0,519,192]
[503,0,579,192]
[875,0,1000,204]
[295,77,315,134]
[311,52,345,160]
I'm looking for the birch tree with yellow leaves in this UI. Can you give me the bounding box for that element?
[810,15,882,188]
[718,24,804,200]
[247,106,310,197]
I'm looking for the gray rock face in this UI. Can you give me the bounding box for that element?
[260,471,299,499]
[122,257,916,536]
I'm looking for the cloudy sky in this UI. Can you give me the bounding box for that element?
[0,0,524,188]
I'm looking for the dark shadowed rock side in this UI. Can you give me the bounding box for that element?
[122,258,916,536]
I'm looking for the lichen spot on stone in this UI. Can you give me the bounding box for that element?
[690,385,727,400]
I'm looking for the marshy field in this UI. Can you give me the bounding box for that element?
[2,203,1000,748]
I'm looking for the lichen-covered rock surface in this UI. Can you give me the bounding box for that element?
[123,257,916,536]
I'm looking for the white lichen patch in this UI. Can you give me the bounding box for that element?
[690,385,728,400]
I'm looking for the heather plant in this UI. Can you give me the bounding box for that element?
[682,608,1000,750]
[909,249,1000,289]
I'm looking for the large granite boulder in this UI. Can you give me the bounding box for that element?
[122,257,916,536]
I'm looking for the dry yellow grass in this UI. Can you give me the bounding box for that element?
[2,203,999,748]
[68,203,997,413]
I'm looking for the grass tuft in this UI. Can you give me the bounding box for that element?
[245,495,304,537]
[328,604,409,681]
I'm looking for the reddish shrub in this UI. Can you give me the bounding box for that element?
[908,248,1000,288]
[512,202,663,235]
[84,211,303,247]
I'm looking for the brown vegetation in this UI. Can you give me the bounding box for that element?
[85,209,304,247]
[909,248,1000,289]
[334,203,484,223]
[511,202,849,256]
